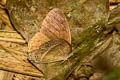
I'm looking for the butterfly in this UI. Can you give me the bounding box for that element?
[27,8,72,80]
[28,8,72,64]
[28,8,71,52]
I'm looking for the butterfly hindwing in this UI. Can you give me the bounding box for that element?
[28,39,71,63]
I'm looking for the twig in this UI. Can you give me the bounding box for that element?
[0,44,27,56]
[0,65,43,78]
[0,37,26,44]
[0,30,16,33]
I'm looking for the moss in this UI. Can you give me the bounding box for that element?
[72,24,105,48]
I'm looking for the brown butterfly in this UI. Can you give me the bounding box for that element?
[28,8,71,52]
[28,8,72,63]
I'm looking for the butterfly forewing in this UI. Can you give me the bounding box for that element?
[41,8,71,43]
[28,39,71,63]
[28,32,50,52]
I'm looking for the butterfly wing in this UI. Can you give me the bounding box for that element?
[28,8,71,52]
[41,8,71,43]
[28,8,71,63]
[28,39,71,63]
